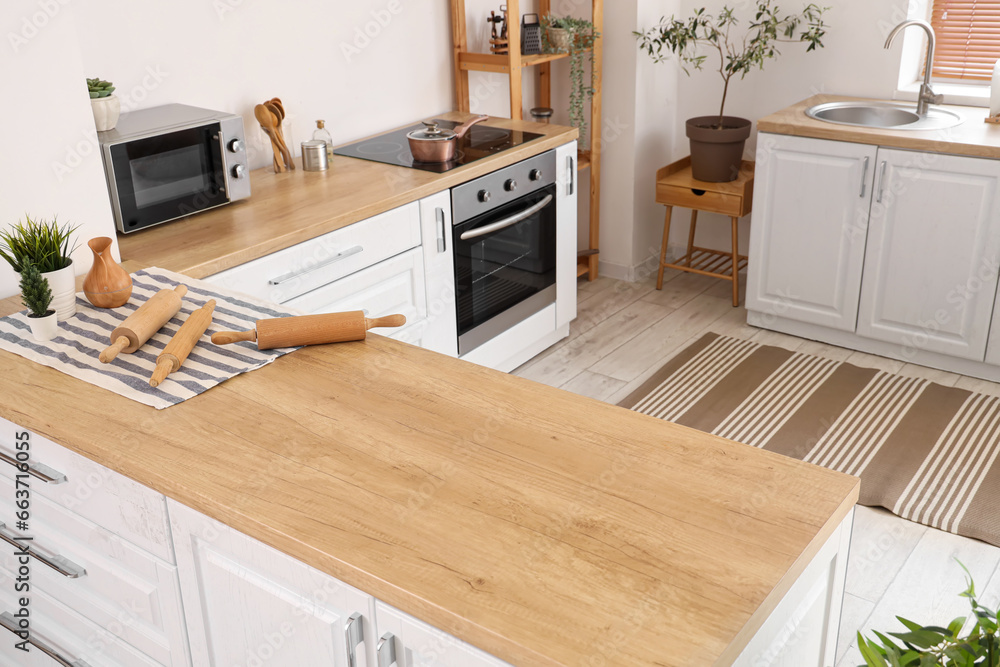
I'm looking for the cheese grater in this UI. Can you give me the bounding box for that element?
[521,14,542,55]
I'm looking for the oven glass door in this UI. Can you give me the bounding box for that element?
[109,122,228,232]
[453,184,557,353]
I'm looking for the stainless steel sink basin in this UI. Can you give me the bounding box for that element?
[805,101,963,131]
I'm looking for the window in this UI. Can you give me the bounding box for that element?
[930,0,1000,81]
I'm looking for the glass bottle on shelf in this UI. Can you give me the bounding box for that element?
[313,120,333,159]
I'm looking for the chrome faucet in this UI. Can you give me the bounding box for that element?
[884,19,943,116]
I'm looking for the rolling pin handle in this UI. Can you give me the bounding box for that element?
[149,358,174,387]
[99,336,130,363]
[173,284,188,298]
[366,314,407,329]
[211,330,257,345]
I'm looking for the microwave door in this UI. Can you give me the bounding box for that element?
[108,122,229,233]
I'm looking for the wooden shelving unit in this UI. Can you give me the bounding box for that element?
[450,0,603,280]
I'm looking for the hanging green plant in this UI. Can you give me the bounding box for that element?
[541,15,599,147]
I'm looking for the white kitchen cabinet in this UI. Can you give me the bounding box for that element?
[374,602,511,667]
[856,148,1000,360]
[169,498,378,667]
[747,134,877,331]
[419,191,459,357]
[555,140,579,330]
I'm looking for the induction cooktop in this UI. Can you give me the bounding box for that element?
[333,120,544,173]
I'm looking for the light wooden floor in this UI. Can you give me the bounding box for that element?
[513,267,1000,667]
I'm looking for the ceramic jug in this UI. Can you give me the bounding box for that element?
[83,237,132,308]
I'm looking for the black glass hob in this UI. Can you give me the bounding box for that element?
[333,121,544,173]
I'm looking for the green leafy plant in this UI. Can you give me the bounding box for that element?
[541,15,599,147]
[86,77,115,98]
[0,215,80,274]
[635,2,828,129]
[19,262,53,319]
[857,561,999,666]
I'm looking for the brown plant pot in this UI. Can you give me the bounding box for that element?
[685,116,752,183]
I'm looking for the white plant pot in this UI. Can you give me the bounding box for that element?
[91,95,121,132]
[41,262,77,321]
[27,311,58,342]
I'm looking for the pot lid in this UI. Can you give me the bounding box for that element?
[407,120,456,142]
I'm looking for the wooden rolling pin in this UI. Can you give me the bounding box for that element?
[99,285,187,363]
[211,311,406,350]
[149,300,216,387]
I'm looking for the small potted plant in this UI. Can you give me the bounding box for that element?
[541,15,599,147]
[88,77,119,131]
[0,215,80,321]
[636,2,828,182]
[19,262,57,341]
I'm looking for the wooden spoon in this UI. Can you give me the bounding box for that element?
[253,104,286,173]
[265,102,295,170]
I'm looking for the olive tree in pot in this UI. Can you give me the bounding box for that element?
[636,2,828,182]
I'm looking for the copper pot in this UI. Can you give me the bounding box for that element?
[407,115,488,163]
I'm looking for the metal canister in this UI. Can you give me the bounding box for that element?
[301,140,329,171]
[530,107,554,124]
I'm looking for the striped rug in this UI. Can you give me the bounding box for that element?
[620,333,1000,547]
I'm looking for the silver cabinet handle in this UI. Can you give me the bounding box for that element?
[859,156,869,198]
[876,161,887,204]
[0,448,66,484]
[268,245,364,285]
[0,522,86,578]
[213,132,231,200]
[460,194,554,241]
[346,612,365,667]
[436,207,447,253]
[0,611,91,666]
[567,155,575,195]
[377,631,397,667]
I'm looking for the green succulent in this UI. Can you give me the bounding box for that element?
[19,262,53,318]
[87,77,115,99]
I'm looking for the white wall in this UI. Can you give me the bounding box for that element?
[603,0,914,279]
[0,2,118,298]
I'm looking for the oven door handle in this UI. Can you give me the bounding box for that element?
[459,194,554,241]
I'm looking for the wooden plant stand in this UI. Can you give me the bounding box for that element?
[655,157,755,307]
[449,0,603,280]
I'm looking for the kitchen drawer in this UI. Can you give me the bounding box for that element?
[656,183,746,217]
[0,418,173,563]
[0,474,189,666]
[286,245,428,335]
[204,202,421,304]
[0,574,160,667]
[375,602,511,667]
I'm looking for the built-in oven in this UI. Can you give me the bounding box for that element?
[452,150,558,355]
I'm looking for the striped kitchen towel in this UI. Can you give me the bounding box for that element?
[0,267,303,409]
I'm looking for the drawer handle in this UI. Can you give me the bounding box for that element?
[436,207,447,253]
[876,161,887,204]
[0,611,92,666]
[0,522,86,578]
[0,447,66,484]
[377,631,397,667]
[267,245,364,286]
[859,156,870,198]
[346,612,364,667]
[567,155,575,195]
[690,188,706,196]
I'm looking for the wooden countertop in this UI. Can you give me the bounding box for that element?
[758,94,1000,158]
[118,114,578,279]
[0,271,859,667]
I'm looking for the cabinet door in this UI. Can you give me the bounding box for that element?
[747,134,877,331]
[169,499,377,667]
[555,140,578,329]
[374,602,510,667]
[857,148,1000,360]
[419,191,459,356]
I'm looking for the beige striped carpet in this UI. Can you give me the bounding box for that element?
[619,333,1000,547]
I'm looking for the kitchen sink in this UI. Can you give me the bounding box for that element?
[805,101,963,131]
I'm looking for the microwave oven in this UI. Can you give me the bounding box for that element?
[98,104,251,234]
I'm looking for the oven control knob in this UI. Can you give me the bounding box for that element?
[232,164,245,179]
[504,179,518,192]
[228,139,243,153]
[529,169,543,181]
[478,189,491,203]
